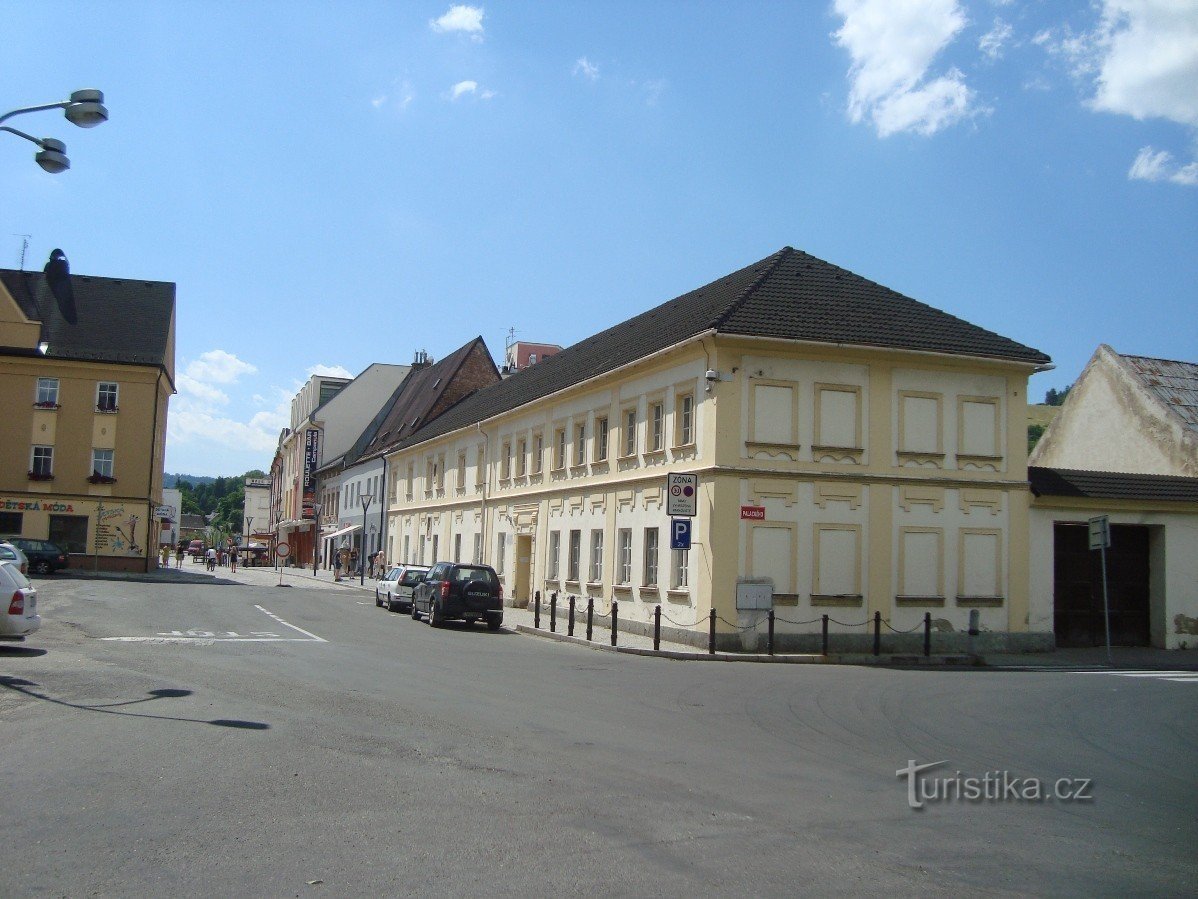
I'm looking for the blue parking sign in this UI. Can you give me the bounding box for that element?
[670,518,692,550]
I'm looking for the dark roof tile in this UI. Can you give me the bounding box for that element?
[1029,467,1198,502]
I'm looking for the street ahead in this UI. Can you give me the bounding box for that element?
[1,572,1195,897]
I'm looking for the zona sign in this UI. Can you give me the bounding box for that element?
[666,473,698,517]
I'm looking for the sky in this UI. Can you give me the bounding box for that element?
[3,1,1195,477]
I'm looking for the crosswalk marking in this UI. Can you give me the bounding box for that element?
[1003,667,1198,684]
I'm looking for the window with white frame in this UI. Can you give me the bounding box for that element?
[554,428,566,470]
[91,448,114,479]
[617,529,632,585]
[517,438,527,477]
[676,393,694,446]
[476,447,485,487]
[644,528,659,586]
[30,445,53,477]
[457,452,466,489]
[96,382,118,412]
[473,533,482,564]
[406,462,414,499]
[549,531,561,580]
[650,401,664,451]
[533,433,543,474]
[568,529,581,581]
[403,535,410,561]
[596,417,608,461]
[623,408,637,457]
[671,548,689,589]
[431,534,439,562]
[36,378,59,406]
[574,423,586,466]
[496,534,506,574]
[589,529,604,583]
[501,442,511,480]
[454,533,462,562]
[418,535,427,564]
[436,457,445,490]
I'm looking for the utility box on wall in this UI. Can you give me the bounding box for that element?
[736,579,773,610]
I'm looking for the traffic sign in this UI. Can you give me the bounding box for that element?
[1088,515,1110,550]
[670,518,692,550]
[666,473,698,517]
[275,542,291,559]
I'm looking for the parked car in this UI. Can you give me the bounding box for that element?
[375,564,430,612]
[410,561,503,630]
[0,560,39,640]
[0,542,29,576]
[3,537,68,575]
[188,540,205,561]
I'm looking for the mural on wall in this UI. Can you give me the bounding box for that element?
[96,506,142,555]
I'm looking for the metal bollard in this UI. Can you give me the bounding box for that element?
[873,610,881,656]
[534,590,541,629]
[924,612,932,658]
[610,599,618,647]
[821,614,829,655]
[550,592,557,633]
[654,605,661,652]
[568,595,576,637]
[767,609,775,656]
[587,596,594,642]
[708,608,716,655]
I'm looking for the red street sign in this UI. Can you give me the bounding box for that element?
[740,505,765,521]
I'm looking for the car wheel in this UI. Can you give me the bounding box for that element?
[410,598,421,620]
[486,613,502,631]
[35,561,50,575]
[375,589,383,608]
[429,599,444,628]
[386,594,398,612]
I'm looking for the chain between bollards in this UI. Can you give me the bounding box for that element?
[568,595,576,637]
[586,596,594,642]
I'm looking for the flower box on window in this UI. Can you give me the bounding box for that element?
[87,473,117,484]
[33,401,61,410]
[27,471,54,481]
[95,405,119,414]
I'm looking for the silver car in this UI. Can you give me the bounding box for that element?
[0,541,29,576]
[375,564,430,613]
[0,560,39,640]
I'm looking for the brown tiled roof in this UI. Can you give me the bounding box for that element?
[393,247,1049,451]
[0,268,174,368]
[1117,353,1198,435]
[1029,467,1198,503]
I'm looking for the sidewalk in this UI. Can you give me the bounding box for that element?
[53,563,1198,669]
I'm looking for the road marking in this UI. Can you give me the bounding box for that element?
[101,606,327,644]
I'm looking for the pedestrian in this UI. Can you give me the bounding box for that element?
[334,550,342,582]
[205,546,216,572]
[175,545,185,568]
[229,547,238,573]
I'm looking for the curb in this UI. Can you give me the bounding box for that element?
[514,624,977,666]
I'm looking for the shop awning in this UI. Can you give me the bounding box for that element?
[320,523,361,541]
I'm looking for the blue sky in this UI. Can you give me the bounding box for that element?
[3,1,1195,477]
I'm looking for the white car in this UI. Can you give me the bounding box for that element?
[375,564,430,613]
[0,541,29,576]
[0,560,40,640]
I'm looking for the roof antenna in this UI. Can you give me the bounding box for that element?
[15,235,31,270]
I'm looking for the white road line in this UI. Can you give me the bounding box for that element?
[253,605,328,642]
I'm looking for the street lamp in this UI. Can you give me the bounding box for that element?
[244,516,254,566]
[359,490,373,585]
[1,89,109,173]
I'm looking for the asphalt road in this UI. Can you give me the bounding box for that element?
[1,571,1195,897]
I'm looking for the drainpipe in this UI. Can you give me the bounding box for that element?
[379,455,388,565]
[476,422,490,564]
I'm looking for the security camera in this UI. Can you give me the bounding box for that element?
[705,369,719,381]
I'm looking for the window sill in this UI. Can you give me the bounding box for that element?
[811,445,864,464]
[585,581,604,590]
[956,454,1004,471]
[87,475,117,484]
[27,473,55,482]
[564,579,581,589]
[569,465,587,476]
[94,407,119,414]
[613,584,633,594]
[896,450,944,468]
[643,448,667,460]
[33,403,60,411]
[955,595,1004,607]
[895,595,945,607]
[811,594,862,607]
[666,589,691,603]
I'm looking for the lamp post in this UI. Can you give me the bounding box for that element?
[313,503,323,576]
[359,491,373,585]
[244,517,254,566]
[1,89,108,173]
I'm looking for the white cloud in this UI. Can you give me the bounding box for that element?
[1128,145,1198,185]
[573,57,600,81]
[372,80,415,112]
[833,0,976,137]
[306,363,354,379]
[177,373,229,405]
[642,79,666,106]
[447,80,495,101]
[430,5,484,39]
[185,349,256,384]
[979,18,1013,60]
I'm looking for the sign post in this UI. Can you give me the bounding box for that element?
[1088,515,1112,665]
[275,541,290,586]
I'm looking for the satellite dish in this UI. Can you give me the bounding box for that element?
[44,248,76,324]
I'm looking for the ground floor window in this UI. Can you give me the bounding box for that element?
[0,511,22,535]
[50,514,89,555]
[643,527,659,586]
[672,548,689,589]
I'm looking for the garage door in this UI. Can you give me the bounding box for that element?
[1053,523,1150,647]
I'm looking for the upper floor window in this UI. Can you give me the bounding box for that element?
[676,393,694,446]
[96,382,119,413]
[650,402,664,452]
[457,452,467,488]
[91,448,115,479]
[532,433,544,474]
[517,439,527,477]
[554,428,567,471]
[30,445,54,478]
[574,423,586,466]
[596,417,608,461]
[528,353,538,365]
[500,442,512,480]
[35,378,59,407]
[623,408,637,457]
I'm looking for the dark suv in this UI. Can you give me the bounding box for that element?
[3,538,68,575]
[411,562,503,630]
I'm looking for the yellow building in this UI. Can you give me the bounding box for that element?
[0,262,175,572]
[381,248,1053,651]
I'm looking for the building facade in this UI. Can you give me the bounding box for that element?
[382,248,1051,650]
[0,262,175,572]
